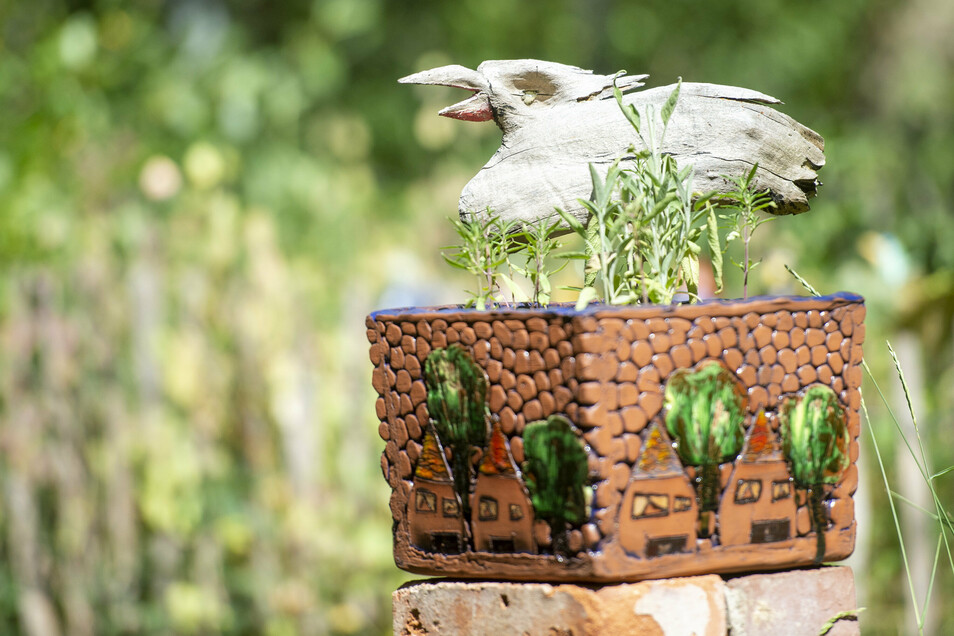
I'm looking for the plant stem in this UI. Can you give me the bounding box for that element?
[483,235,493,308]
[534,252,542,306]
[810,485,828,564]
[452,453,473,522]
[638,213,648,304]
[599,216,612,303]
[551,519,569,560]
[699,463,721,514]
[743,222,750,300]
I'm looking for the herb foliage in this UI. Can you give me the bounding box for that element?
[443,79,795,306]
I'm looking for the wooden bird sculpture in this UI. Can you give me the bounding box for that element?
[400,59,825,227]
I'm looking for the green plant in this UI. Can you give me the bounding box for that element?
[558,79,719,307]
[442,212,521,310]
[444,81,784,309]
[877,345,954,635]
[779,384,850,563]
[443,214,565,308]
[515,217,565,307]
[663,361,747,534]
[719,163,777,299]
[423,345,490,521]
[789,267,954,634]
[521,415,589,558]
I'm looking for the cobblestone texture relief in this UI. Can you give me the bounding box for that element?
[367,296,865,581]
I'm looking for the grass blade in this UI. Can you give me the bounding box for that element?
[784,264,821,296]
[862,395,921,629]
[889,490,940,519]
[931,466,954,480]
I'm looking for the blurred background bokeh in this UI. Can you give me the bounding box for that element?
[0,0,952,634]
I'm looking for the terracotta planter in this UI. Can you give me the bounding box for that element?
[366,293,865,582]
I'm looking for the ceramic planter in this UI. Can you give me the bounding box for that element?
[366,293,865,582]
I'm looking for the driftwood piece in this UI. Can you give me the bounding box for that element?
[400,59,825,227]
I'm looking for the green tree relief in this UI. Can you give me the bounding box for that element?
[521,415,589,559]
[664,362,747,520]
[779,384,849,563]
[423,345,490,521]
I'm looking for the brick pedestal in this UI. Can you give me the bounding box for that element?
[394,566,859,635]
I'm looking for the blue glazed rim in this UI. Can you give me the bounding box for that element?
[369,291,864,321]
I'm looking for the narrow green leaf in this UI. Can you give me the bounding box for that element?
[578,199,601,217]
[681,254,699,296]
[557,251,590,260]
[556,207,586,235]
[575,286,599,311]
[540,275,551,295]
[589,163,605,206]
[651,192,678,216]
[931,466,954,480]
[498,273,530,303]
[888,490,939,518]
[622,104,641,133]
[614,78,641,133]
[661,77,682,127]
[441,255,470,270]
[693,191,717,209]
[746,161,758,184]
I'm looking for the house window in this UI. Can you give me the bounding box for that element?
[632,494,669,519]
[772,480,792,502]
[478,496,498,521]
[415,489,437,513]
[442,497,460,518]
[646,534,688,557]
[673,496,693,513]
[429,532,463,554]
[734,479,762,504]
[751,519,790,544]
[509,504,523,521]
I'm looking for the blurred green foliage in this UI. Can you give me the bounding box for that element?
[0,0,952,634]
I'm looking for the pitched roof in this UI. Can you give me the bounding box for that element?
[414,426,453,482]
[478,420,518,477]
[634,422,685,478]
[740,410,785,463]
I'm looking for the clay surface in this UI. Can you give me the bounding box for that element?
[368,293,865,582]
